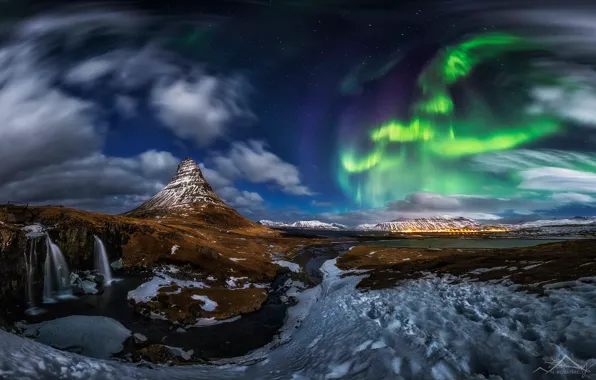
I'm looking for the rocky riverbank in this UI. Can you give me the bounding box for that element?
[337,239,596,293]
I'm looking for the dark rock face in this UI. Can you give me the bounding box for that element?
[0,225,44,321]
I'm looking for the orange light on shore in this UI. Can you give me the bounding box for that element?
[394,228,509,233]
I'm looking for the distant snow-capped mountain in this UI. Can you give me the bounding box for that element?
[258,220,347,230]
[519,217,596,228]
[357,217,483,232]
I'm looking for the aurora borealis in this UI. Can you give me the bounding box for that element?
[2,0,596,224]
[338,33,564,208]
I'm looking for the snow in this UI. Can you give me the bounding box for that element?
[171,245,179,255]
[226,276,249,288]
[191,295,218,311]
[259,220,347,230]
[229,258,246,262]
[369,216,484,232]
[128,158,225,215]
[22,224,44,238]
[468,266,507,275]
[521,217,596,228]
[127,272,208,303]
[3,261,596,379]
[191,316,241,327]
[355,223,377,231]
[273,260,300,273]
[20,316,130,359]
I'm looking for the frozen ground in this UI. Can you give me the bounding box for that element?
[127,272,208,303]
[2,260,596,379]
[19,316,131,360]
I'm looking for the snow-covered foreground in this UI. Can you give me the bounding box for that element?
[2,260,596,379]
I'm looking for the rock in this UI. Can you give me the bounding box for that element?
[133,344,175,364]
[69,272,80,285]
[181,349,194,361]
[94,274,105,285]
[175,327,186,333]
[167,346,194,361]
[111,258,123,270]
[80,280,98,295]
[133,332,148,344]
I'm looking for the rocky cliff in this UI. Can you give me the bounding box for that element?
[0,223,34,321]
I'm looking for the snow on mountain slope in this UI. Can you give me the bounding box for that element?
[367,216,481,231]
[355,223,377,231]
[520,217,596,228]
[125,158,227,217]
[257,220,289,228]
[258,220,347,230]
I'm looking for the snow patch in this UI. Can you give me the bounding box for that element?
[191,316,241,327]
[274,260,300,273]
[22,224,44,238]
[191,295,218,311]
[127,272,207,303]
[171,245,179,255]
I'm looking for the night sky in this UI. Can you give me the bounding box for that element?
[2,0,596,225]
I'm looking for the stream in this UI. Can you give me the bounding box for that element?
[3,239,595,379]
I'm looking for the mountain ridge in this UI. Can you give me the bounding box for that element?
[124,158,257,229]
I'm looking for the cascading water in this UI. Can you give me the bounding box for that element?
[93,236,113,285]
[23,238,46,316]
[43,234,72,303]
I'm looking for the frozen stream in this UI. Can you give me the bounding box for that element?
[2,257,596,379]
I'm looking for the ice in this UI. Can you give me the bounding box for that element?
[171,245,179,255]
[190,295,218,311]
[20,316,130,359]
[273,260,300,273]
[468,266,507,275]
[191,316,241,327]
[127,272,208,303]
[23,224,45,238]
[3,259,596,379]
[230,258,247,262]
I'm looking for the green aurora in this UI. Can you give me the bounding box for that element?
[338,33,563,207]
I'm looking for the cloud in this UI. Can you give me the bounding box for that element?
[199,163,264,212]
[519,167,596,193]
[527,62,596,126]
[473,149,596,173]
[310,200,333,207]
[0,22,102,185]
[114,95,137,118]
[0,9,264,214]
[210,140,313,196]
[216,186,264,209]
[65,56,118,85]
[551,192,596,204]
[386,192,553,216]
[388,192,461,212]
[151,75,254,147]
[0,151,179,213]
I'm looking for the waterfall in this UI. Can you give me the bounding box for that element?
[93,236,113,285]
[23,238,46,316]
[42,234,72,303]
